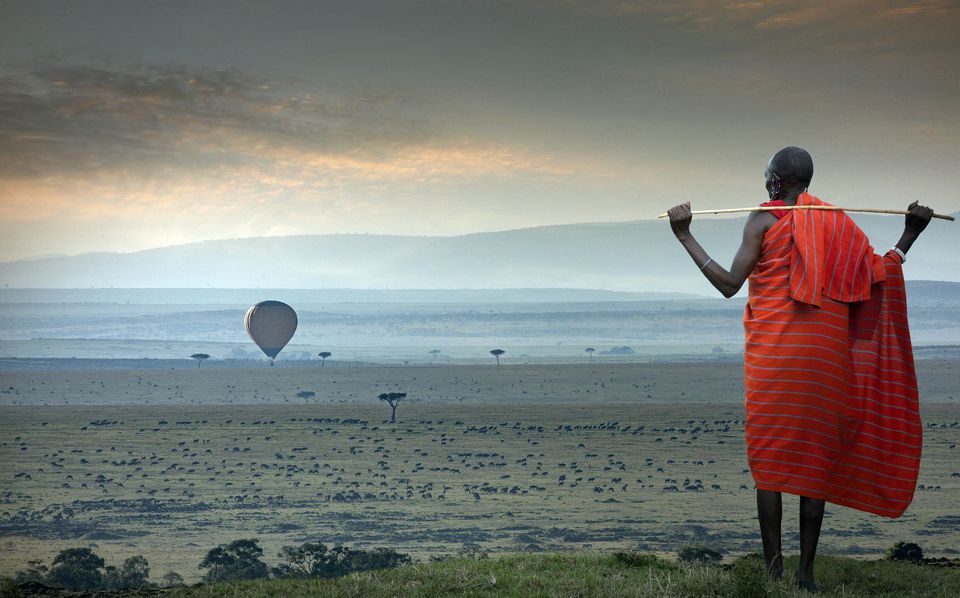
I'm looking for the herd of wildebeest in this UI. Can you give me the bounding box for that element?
[1,361,958,581]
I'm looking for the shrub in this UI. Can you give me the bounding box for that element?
[677,544,723,564]
[349,547,412,572]
[161,570,185,587]
[11,560,48,585]
[458,542,488,560]
[46,548,105,590]
[199,539,269,582]
[11,550,155,591]
[104,555,152,589]
[272,541,412,579]
[885,541,923,563]
[728,553,768,597]
[272,542,338,579]
[613,552,664,568]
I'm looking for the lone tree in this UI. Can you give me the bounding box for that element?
[318,352,332,367]
[379,392,406,423]
[490,349,505,366]
[429,349,441,359]
[296,390,316,402]
[585,347,595,362]
[190,353,210,368]
[199,538,269,583]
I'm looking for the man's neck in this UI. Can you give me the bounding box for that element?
[779,188,807,206]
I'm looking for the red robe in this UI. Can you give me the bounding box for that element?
[743,193,921,517]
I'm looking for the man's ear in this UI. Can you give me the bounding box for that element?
[767,173,782,200]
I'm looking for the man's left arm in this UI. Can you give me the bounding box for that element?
[894,201,935,259]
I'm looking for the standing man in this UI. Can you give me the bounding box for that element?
[666,146,933,590]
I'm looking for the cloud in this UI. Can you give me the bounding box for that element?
[0,63,614,184]
[0,62,629,258]
[0,64,435,178]
[548,0,960,55]
[554,0,959,27]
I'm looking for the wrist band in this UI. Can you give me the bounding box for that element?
[891,247,906,263]
[700,258,713,271]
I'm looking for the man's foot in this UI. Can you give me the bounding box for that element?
[766,554,783,581]
[795,570,821,593]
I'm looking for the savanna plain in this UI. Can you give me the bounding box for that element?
[2,360,958,584]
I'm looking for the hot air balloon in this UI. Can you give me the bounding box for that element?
[244,301,297,365]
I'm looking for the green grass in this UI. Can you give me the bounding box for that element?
[164,553,960,598]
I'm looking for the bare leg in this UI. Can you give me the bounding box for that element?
[797,496,825,589]
[756,489,783,580]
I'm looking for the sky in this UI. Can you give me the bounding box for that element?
[1,0,958,261]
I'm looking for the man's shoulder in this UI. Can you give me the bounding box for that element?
[745,210,780,236]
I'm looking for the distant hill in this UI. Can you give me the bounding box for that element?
[1,214,957,294]
[0,287,704,305]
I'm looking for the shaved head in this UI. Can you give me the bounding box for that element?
[767,146,814,187]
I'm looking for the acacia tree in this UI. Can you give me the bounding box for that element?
[490,349,505,366]
[318,352,332,367]
[428,349,441,359]
[585,347,595,362]
[190,353,210,369]
[378,392,406,423]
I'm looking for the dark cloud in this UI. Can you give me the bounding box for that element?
[0,63,433,177]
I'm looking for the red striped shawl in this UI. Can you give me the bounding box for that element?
[743,194,921,517]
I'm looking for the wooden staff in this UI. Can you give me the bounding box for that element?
[656,205,955,221]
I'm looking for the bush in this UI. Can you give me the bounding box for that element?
[728,553,768,597]
[272,541,412,579]
[10,549,154,591]
[613,552,665,568]
[885,541,923,563]
[161,570,185,587]
[458,542,488,560]
[677,544,723,564]
[11,560,48,585]
[199,539,269,583]
[46,548,105,590]
[349,547,412,573]
[104,555,152,589]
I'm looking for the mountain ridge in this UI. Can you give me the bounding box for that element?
[3,216,957,294]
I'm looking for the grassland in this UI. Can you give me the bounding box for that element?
[165,553,960,598]
[6,553,956,597]
[1,362,958,584]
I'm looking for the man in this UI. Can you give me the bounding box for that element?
[666,146,933,590]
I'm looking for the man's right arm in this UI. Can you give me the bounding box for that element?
[668,203,773,298]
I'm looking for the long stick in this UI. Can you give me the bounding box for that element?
[656,205,955,221]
